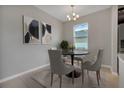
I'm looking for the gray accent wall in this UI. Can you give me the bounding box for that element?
[0,6,63,79]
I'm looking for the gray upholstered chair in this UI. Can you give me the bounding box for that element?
[48,50,75,88]
[74,49,98,66]
[81,49,103,86]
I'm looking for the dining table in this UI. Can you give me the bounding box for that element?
[62,49,88,78]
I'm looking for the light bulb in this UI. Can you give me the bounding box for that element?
[68,17,71,21]
[76,15,79,18]
[67,15,70,18]
[73,17,76,21]
[67,17,71,21]
[73,12,76,16]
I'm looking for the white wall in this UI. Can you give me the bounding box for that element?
[0,6,3,78]
[111,6,118,73]
[0,6,63,79]
[63,8,112,66]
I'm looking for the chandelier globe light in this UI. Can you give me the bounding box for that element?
[66,5,79,21]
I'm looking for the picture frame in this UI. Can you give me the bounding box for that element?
[41,22,52,44]
[23,16,41,44]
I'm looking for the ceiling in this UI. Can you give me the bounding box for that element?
[35,5,112,22]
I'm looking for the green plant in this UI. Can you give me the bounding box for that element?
[60,40,69,50]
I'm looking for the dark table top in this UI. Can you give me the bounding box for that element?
[62,50,88,55]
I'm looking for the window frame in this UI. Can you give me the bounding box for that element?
[73,23,89,50]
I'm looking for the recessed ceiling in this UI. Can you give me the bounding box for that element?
[35,5,112,22]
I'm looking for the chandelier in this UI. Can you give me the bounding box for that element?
[66,5,79,21]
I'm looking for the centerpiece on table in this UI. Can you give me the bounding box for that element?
[60,40,69,51]
[69,44,75,52]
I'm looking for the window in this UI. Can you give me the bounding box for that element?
[73,23,88,50]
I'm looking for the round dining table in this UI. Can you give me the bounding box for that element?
[62,49,88,78]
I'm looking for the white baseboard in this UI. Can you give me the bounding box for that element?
[110,68,118,76]
[102,65,118,76]
[0,63,50,83]
[112,71,118,76]
[101,65,111,69]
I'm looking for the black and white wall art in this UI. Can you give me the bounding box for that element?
[23,16,41,44]
[41,22,52,44]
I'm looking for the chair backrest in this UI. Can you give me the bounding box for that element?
[92,49,104,70]
[48,50,66,74]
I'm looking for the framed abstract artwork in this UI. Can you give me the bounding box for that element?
[23,16,41,44]
[41,22,52,44]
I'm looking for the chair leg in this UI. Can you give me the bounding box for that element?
[82,69,84,84]
[72,71,74,84]
[96,71,100,86]
[81,60,84,85]
[98,70,101,80]
[51,73,53,86]
[59,75,62,88]
[78,61,80,66]
[87,70,89,75]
